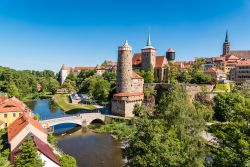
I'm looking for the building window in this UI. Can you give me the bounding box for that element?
[4,114,7,118]
[13,113,16,117]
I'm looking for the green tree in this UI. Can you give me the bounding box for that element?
[0,156,12,167]
[168,62,179,84]
[15,139,43,167]
[33,113,40,120]
[213,92,245,122]
[87,76,111,103]
[139,70,154,83]
[177,70,191,83]
[48,132,58,145]
[58,154,76,167]
[62,79,76,93]
[125,85,206,167]
[7,82,20,97]
[48,78,60,94]
[190,71,212,84]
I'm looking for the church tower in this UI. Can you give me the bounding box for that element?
[141,34,156,72]
[116,40,133,93]
[222,30,230,56]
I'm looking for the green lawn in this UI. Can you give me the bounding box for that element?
[53,94,96,112]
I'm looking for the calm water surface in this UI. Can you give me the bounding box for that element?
[25,99,124,167]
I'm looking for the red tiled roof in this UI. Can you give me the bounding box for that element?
[167,48,175,52]
[155,56,168,68]
[0,96,8,103]
[236,59,250,66]
[212,56,225,61]
[74,66,95,70]
[230,50,250,59]
[113,92,144,97]
[0,97,30,113]
[132,71,143,79]
[33,136,60,165]
[174,61,194,69]
[132,53,168,68]
[205,68,226,74]
[8,113,47,142]
[132,53,142,66]
[225,54,239,60]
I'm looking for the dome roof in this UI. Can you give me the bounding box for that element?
[167,48,175,52]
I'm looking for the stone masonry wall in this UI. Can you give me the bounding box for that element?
[144,83,214,105]
[116,49,132,93]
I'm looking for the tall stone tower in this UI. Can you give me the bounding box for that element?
[112,40,144,117]
[116,40,133,93]
[223,30,230,56]
[141,34,156,72]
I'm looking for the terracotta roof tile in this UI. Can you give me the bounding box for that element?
[74,66,95,70]
[205,68,226,74]
[132,71,143,79]
[0,97,30,113]
[113,92,144,97]
[225,54,239,60]
[230,50,250,59]
[155,56,168,68]
[8,113,47,142]
[236,59,250,66]
[167,48,175,52]
[33,136,60,165]
[132,53,142,66]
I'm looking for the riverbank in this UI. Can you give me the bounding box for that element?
[53,94,96,112]
[92,117,134,140]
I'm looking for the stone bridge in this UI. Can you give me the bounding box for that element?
[40,113,105,128]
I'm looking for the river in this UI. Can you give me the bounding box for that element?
[25,99,124,167]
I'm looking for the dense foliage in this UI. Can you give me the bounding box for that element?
[58,154,77,167]
[207,90,250,166]
[0,66,59,99]
[15,139,43,167]
[170,58,213,84]
[124,85,207,167]
[62,70,115,104]
[48,132,58,145]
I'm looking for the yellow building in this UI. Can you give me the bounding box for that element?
[0,96,31,129]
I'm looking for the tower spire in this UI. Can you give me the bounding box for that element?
[147,33,151,46]
[225,30,229,42]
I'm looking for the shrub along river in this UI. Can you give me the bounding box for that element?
[25,99,124,167]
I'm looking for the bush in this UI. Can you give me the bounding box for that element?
[48,133,58,145]
[59,154,77,167]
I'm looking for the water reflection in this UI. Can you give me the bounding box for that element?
[25,99,124,167]
[25,99,68,120]
[56,127,124,167]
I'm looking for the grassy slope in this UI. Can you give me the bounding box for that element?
[53,94,96,112]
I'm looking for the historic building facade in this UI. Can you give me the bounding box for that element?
[111,41,144,117]
[132,35,174,82]
[0,97,31,129]
[59,63,116,84]
[222,31,250,59]
[204,31,250,80]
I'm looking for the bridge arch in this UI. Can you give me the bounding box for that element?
[89,118,105,124]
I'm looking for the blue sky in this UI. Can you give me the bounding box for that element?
[0,0,250,72]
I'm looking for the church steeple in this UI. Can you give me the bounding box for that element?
[146,33,151,46]
[222,30,230,56]
[225,30,229,42]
